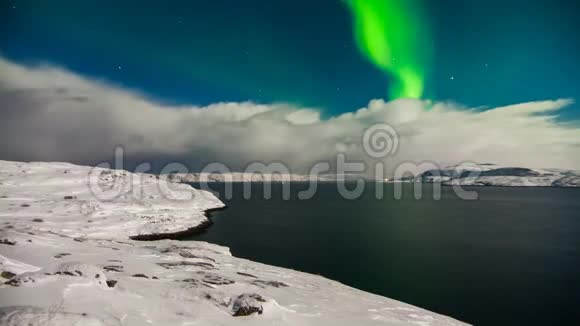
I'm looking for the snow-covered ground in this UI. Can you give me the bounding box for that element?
[0,160,468,326]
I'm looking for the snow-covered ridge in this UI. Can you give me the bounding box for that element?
[410,163,580,188]
[0,160,468,325]
[0,160,224,240]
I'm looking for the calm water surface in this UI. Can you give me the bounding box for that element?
[188,182,580,326]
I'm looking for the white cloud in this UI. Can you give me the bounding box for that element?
[1,56,579,174]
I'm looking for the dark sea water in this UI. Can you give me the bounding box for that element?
[187,182,580,326]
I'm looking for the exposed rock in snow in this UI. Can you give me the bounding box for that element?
[409,163,580,187]
[0,160,468,325]
[232,293,266,316]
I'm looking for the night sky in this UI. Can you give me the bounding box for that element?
[1,0,579,118]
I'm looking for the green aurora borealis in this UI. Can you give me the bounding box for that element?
[2,0,580,116]
[346,0,431,99]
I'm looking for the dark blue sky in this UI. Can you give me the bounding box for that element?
[1,0,579,117]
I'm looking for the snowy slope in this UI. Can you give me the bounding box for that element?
[0,160,468,326]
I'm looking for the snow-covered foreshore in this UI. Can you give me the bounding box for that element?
[0,160,468,326]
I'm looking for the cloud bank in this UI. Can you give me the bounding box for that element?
[1,57,579,174]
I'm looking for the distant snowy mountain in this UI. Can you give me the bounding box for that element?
[167,172,365,183]
[414,163,580,188]
[167,163,580,188]
[169,163,580,188]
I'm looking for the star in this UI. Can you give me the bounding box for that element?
[117,65,123,70]
[450,76,454,80]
